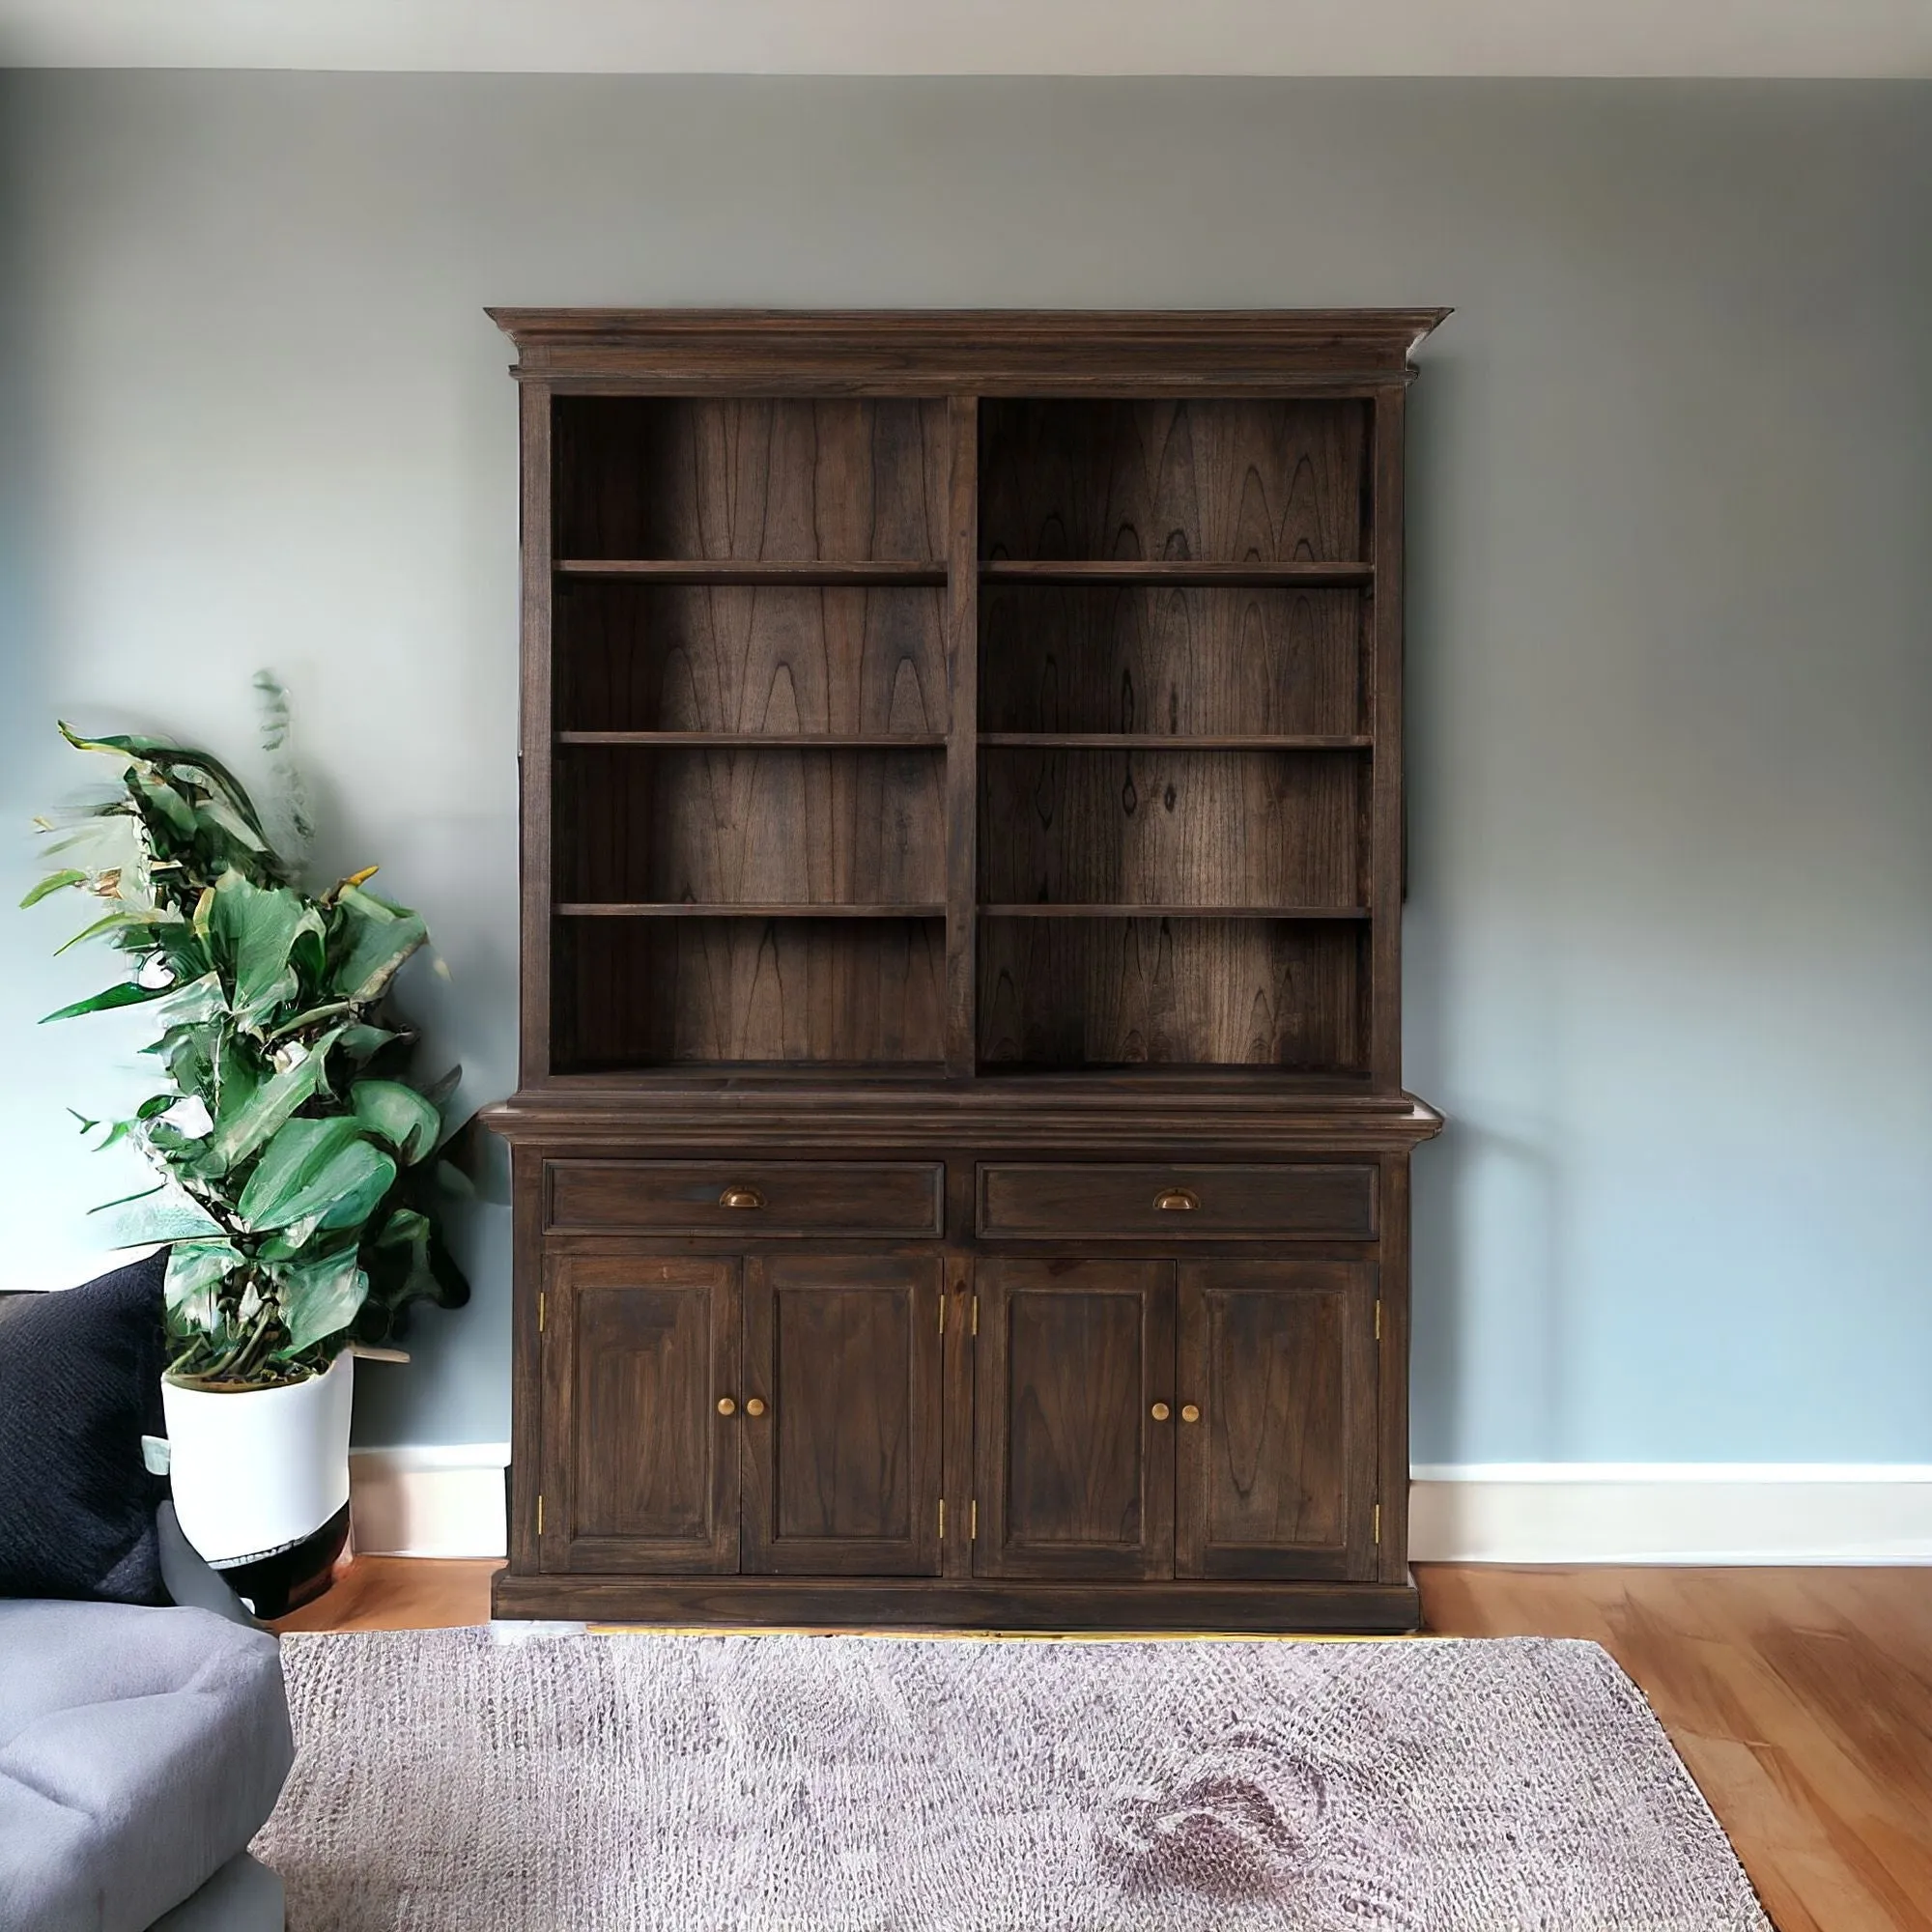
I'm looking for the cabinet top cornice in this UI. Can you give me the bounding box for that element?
[486,307,1452,392]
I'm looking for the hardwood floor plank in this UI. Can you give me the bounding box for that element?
[271,1557,500,1633]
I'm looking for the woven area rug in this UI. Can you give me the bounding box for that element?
[258,1629,1770,1931]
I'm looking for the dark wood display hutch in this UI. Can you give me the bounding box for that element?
[482,309,1447,1631]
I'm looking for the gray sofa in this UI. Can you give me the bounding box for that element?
[0,1504,293,1932]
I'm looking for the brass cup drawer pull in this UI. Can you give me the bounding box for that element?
[745,1398,767,1418]
[1150,1402,1172,1422]
[1154,1186,1200,1212]
[1179,1404,1202,1425]
[719,1184,765,1210]
[717,1397,736,1416]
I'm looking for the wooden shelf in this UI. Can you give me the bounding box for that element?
[979,733,1371,751]
[979,904,1371,921]
[557,902,946,920]
[980,560,1372,587]
[560,732,948,750]
[556,559,947,585]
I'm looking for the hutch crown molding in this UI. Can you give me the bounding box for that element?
[481,308,1447,1631]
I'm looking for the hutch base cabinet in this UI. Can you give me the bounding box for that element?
[482,311,1446,1633]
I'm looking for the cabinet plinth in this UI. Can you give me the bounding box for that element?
[485,309,1447,1632]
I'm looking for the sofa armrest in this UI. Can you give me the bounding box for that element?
[156,1502,263,1630]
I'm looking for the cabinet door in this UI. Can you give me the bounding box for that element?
[539,1254,740,1575]
[974,1259,1174,1580]
[1175,1260,1377,1580]
[741,1255,943,1576]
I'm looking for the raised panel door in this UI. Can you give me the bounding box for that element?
[1174,1260,1377,1580]
[973,1259,1174,1580]
[540,1253,740,1574]
[742,1255,943,1576]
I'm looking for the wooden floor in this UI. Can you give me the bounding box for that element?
[277,1562,1932,1932]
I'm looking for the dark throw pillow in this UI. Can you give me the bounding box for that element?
[0,1251,170,1604]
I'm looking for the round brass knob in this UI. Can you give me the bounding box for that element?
[717,1397,736,1416]
[745,1398,767,1418]
[1151,1402,1172,1422]
[1180,1403,1201,1425]
[1154,1187,1200,1212]
[720,1184,765,1210]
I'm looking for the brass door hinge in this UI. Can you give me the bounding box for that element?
[971,1294,979,1337]
[1374,1298,1381,1343]
[970,1498,978,1541]
[939,1292,947,1336]
[538,1291,546,1334]
[537,1493,545,1536]
[938,1498,946,1541]
[1373,1502,1380,1545]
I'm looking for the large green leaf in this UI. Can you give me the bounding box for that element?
[335,1022,399,1064]
[151,921,215,986]
[236,1115,396,1243]
[163,1238,242,1337]
[328,883,427,1006]
[351,1079,440,1165]
[206,1026,343,1168]
[269,1247,368,1356]
[42,978,179,1024]
[360,1204,469,1343]
[97,1179,225,1246]
[194,791,270,855]
[146,1019,219,1094]
[53,905,184,956]
[129,767,199,840]
[210,871,325,1030]
[152,970,227,1030]
[19,868,86,908]
[366,1206,438,1310]
[60,724,274,854]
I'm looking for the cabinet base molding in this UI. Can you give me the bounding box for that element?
[491,1572,1422,1634]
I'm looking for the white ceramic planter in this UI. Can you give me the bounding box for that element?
[162,1350,355,1569]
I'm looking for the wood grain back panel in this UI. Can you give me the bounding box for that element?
[977,916,1366,1071]
[742,1255,942,1576]
[980,400,1368,564]
[555,915,946,1069]
[556,582,948,735]
[980,584,1363,738]
[979,747,1366,910]
[555,397,951,560]
[1175,1260,1376,1581]
[974,1259,1174,1580]
[558,745,945,906]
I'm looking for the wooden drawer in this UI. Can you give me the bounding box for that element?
[976,1163,1377,1240]
[547,1161,944,1236]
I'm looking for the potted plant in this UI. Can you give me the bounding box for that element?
[22,721,469,1611]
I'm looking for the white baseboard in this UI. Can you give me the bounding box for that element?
[349,1443,510,1558]
[345,1449,1932,1564]
[1410,1463,1932,1564]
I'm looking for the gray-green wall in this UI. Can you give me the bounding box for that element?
[4,74,1928,1461]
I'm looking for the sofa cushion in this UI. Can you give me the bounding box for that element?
[0,1253,170,1604]
[0,1599,294,1932]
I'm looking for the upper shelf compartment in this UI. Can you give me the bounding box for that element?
[980,581,1365,740]
[553,396,952,564]
[979,398,1371,567]
[555,575,948,738]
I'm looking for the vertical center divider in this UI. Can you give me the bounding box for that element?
[944,394,980,1077]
